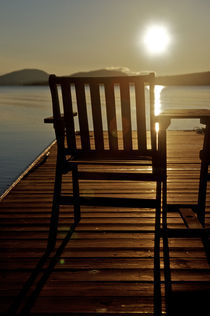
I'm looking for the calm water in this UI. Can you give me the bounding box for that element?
[0,85,210,195]
[0,86,54,195]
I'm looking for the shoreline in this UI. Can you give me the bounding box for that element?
[0,140,56,202]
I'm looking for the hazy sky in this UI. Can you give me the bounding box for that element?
[1,0,210,76]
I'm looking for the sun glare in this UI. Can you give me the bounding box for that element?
[143,25,170,54]
[154,85,165,132]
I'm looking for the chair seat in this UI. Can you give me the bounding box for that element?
[66,149,159,163]
[62,150,160,180]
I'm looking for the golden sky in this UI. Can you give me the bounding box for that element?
[1,0,210,76]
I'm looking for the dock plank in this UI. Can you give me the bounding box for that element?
[0,131,209,315]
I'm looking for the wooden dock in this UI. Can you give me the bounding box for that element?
[0,131,209,315]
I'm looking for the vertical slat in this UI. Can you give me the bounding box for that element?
[104,80,118,150]
[49,75,61,120]
[120,80,132,151]
[150,81,156,151]
[89,82,104,151]
[61,82,76,152]
[135,78,147,150]
[49,75,65,155]
[75,81,90,150]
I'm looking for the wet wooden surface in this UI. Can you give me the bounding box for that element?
[0,131,210,315]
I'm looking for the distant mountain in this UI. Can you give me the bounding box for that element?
[71,69,210,85]
[70,69,129,77]
[156,71,210,85]
[1,68,210,86]
[0,69,49,86]
[0,68,130,86]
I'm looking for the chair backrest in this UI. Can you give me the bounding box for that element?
[49,73,156,156]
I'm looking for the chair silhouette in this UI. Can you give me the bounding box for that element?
[47,74,163,314]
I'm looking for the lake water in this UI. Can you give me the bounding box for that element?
[1,85,210,196]
[0,86,54,196]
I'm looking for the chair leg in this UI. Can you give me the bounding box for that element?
[201,230,210,264]
[161,175,172,316]
[47,155,63,251]
[198,161,208,226]
[72,164,81,223]
[154,181,162,316]
[162,228,172,315]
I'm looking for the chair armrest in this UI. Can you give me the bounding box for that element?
[44,112,77,124]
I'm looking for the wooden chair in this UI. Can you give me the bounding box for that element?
[47,73,163,314]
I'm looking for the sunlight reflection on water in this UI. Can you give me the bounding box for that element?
[154,85,165,132]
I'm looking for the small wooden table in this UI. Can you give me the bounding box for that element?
[157,108,210,128]
[156,109,210,315]
[156,108,210,227]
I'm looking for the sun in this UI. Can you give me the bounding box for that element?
[143,25,170,55]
